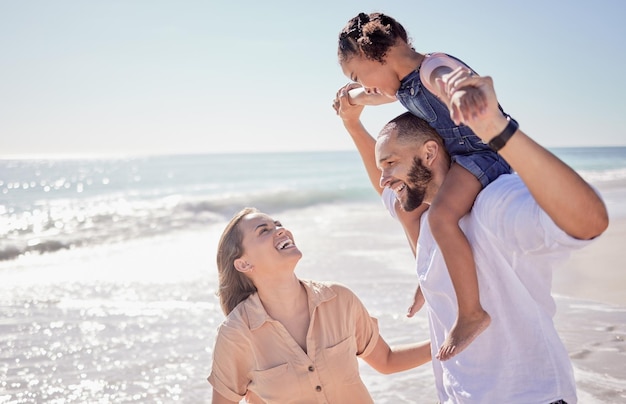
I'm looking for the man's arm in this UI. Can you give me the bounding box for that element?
[335,84,428,241]
[335,84,384,195]
[335,85,427,316]
[441,70,608,240]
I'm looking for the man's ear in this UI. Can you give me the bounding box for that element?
[234,257,253,273]
[423,140,440,166]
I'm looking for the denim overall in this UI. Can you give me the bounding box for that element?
[395,56,513,187]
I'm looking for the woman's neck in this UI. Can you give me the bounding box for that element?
[258,276,311,351]
[257,276,308,318]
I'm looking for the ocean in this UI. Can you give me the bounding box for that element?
[1,147,625,403]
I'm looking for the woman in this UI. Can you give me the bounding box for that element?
[208,207,431,403]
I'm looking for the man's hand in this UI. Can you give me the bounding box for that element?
[438,69,609,240]
[435,68,508,142]
[333,83,365,123]
[448,85,487,126]
[431,67,487,127]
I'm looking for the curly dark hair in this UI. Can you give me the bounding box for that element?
[338,12,411,64]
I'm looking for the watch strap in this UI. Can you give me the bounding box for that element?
[488,116,518,152]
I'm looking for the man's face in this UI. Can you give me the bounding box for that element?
[375,131,433,211]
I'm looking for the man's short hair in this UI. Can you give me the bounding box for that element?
[379,112,444,147]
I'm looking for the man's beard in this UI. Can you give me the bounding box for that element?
[401,157,432,211]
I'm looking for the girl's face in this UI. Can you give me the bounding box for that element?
[236,213,302,276]
[340,53,401,98]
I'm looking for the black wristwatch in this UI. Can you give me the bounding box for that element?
[488,116,518,152]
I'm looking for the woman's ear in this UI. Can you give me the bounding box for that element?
[234,257,252,273]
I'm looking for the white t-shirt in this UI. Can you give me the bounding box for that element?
[383,174,593,403]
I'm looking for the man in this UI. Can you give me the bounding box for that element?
[333,72,608,403]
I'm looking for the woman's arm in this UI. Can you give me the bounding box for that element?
[362,335,431,374]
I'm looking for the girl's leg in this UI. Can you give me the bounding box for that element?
[428,163,490,361]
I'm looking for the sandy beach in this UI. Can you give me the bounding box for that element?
[287,203,626,403]
[1,201,624,403]
[550,216,626,403]
[553,216,626,306]
[1,149,624,402]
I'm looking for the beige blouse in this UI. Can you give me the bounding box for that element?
[208,280,380,403]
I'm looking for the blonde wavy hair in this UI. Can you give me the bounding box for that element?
[216,207,258,315]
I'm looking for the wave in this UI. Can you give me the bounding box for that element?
[0,186,376,261]
[3,149,625,262]
[579,167,626,188]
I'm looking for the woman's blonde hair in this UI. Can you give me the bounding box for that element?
[216,207,258,315]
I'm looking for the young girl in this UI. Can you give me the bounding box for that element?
[208,207,431,403]
[337,12,515,361]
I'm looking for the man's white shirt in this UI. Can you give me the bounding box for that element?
[383,174,594,403]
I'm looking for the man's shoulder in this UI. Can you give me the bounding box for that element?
[474,174,528,210]
[470,174,537,239]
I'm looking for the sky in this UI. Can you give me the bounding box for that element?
[1,0,625,157]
